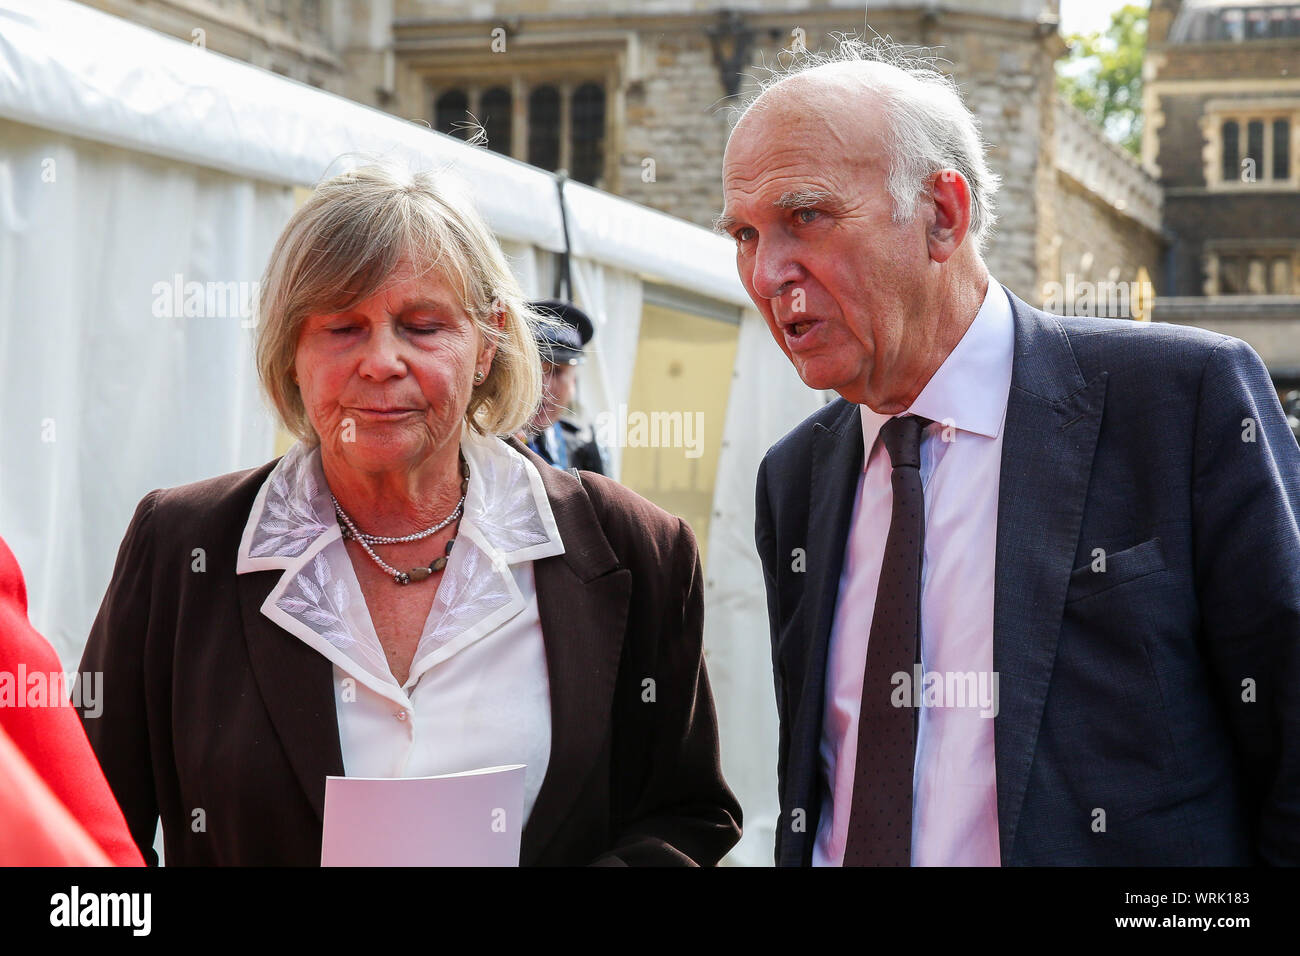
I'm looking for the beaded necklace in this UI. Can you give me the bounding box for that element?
[331,455,470,585]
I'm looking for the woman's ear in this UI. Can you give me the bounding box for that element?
[478,301,506,371]
[477,345,498,381]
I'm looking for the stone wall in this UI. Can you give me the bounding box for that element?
[1049,174,1164,316]
[610,8,1065,302]
[616,26,735,232]
[1045,100,1164,312]
[1151,41,1300,83]
[81,0,347,90]
[926,17,1063,302]
[1164,193,1300,296]
[1153,92,1213,187]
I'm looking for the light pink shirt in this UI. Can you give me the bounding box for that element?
[812,278,1013,867]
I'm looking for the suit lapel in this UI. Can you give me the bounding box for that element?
[238,568,344,822]
[785,400,863,865]
[993,289,1107,864]
[511,442,632,865]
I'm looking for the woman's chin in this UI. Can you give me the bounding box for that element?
[329,431,432,473]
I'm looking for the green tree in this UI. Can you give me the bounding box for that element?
[1057,3,1148,155]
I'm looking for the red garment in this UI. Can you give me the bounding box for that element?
[0,535,144,866]
[0,725,111,866]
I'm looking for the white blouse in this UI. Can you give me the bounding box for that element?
[235,426,565,824]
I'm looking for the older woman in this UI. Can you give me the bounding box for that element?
[78,164,741,865]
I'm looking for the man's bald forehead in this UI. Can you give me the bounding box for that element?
[728,69,888,154]
[726,85,888,172]
[746,63,888,115]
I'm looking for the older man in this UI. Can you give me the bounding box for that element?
[720,40,1300,866]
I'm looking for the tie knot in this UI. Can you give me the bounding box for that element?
[880,415,930,470]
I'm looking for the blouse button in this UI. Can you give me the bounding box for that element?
[395,710,408,721]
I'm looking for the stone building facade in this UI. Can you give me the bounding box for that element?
[81,0,346,88]
[386,0,1163,310]
[81,0,1168,315]
[1049,99,1164,320]
[1145,0,1300,391]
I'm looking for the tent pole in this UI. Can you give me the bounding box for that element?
[553,171,572,301]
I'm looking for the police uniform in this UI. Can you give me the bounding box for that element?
[527,299,607,476]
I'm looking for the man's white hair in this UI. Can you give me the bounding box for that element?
[736,36,1001,255]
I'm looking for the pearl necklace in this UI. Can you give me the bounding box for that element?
[331,456,470,585]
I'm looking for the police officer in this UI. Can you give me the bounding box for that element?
[521,299,607,475]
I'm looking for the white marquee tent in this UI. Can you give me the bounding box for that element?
[0,0,824,865]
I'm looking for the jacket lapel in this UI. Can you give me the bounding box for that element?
[238,568,344,822]
[236,441,631,860]
[993,289,1107,864]
[785,400,863,865]
[511,441,632,865]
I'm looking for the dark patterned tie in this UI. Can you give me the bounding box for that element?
[843,414,931,867]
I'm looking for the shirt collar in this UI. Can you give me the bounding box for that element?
[234,426,566,702]
[237,424,565,575]
[859,278,1014,465]
[458,425,565,563]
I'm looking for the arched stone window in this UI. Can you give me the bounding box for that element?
[480,87,513,157]
[571,82,606,186]
[528,85,561,170]
[435,89,470,139]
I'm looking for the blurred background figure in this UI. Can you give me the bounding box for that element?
[0,535,142,866]
[0,725,112,866]
[520,299,607,475]
[1283,389,1300,443]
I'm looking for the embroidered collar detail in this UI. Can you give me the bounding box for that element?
[236,427,565,706]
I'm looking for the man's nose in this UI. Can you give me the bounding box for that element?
[357,323,406,380]
[750,235,802,302]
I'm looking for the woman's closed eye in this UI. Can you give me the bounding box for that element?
[324,322,440,337]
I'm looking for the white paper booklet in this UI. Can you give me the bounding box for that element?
[320,764,526,867]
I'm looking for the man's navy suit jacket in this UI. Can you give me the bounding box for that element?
[754,287,1300,866]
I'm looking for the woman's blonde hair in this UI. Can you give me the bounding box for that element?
[256,162,551,442]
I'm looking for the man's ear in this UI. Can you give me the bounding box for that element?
[926,169,972,264]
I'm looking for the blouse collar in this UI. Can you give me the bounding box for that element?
[236,426,566,707]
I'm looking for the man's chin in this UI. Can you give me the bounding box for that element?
[793,360,847,395]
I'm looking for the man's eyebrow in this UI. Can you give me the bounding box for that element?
[714,188,836,236]
[775,188,834,210]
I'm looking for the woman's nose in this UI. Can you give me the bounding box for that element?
[356,323,406,380]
